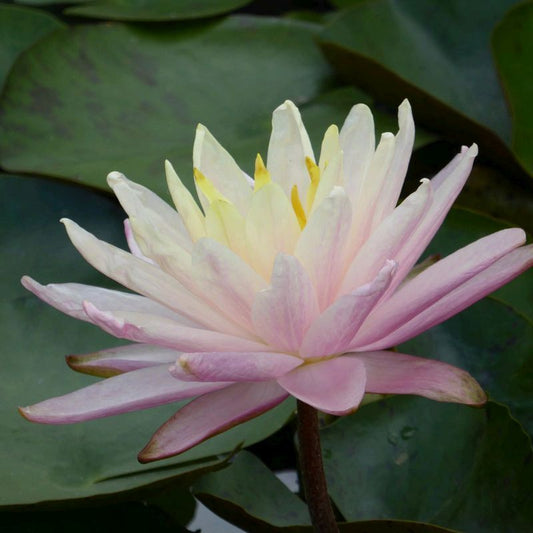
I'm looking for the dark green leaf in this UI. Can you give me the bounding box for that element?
[322,399,533,532]
[493,2,533,175]
[193,451,311,530]
[0,175,295,507]
[64,0,253,21]
[400,297,533,441]
[0,16,333,199]
[0,5,63,90]
[319,0,528,177]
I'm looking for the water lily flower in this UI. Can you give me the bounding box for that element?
[20,100,533,463]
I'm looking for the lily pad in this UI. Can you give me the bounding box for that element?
[0,175,294,507]
[193,451,457,532]
[0,16,334,199]
[64,0,253,21]
[322,399,533,532]
[0,4,63,89]
[493,2,533,175]
[319,0,528,177]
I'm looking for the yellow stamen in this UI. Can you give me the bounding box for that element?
[291,185,307,229]
[254,153,271,191]
[193,167,227,204]
[305,156,320,212]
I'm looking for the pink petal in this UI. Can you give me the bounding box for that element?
[383,144,478,297]
[124,219,155,263]
[83,301,271,353]
[252,253,319,352]
[355,244,533,351]
[61,218,250,337]
[300,261,396,359]
[19,365,230,424]
[339,178,432,294]
[138,381,288,462]
[170,351,303,382]
[277,357,366,415]
[295,187,353,309]
[21,276,199,326]
[267,100,315,198]
[352,229,527,348]
[67,344,181,377]
[354,351,486,405]
[191,238,267,333]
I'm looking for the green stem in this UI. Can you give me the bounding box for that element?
[297,400,339,533]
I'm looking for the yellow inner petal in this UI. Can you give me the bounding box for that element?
[291,185,307,229]
[254,153,271,191]
[305,156,320,212]
[194,167,228,204]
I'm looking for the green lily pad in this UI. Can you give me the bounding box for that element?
[493,2,533,176]
[322,400,533,531]
[319,0,528,177]
[425,206,533,321]
[400,296,533,441]
[0,16,333,199]
[0,175,295,507]
[64,0,253,21]
[0,4,63,89]
[193,451,457,532]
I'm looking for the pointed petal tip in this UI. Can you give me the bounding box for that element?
[18,406,32,421]
[106,171,126,187]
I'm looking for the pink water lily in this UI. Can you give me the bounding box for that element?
[20,100,532,463]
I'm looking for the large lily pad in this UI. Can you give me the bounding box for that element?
[193,451,457,532]
[0,16,334,199]
[0,175,294,507]
[64,0,253,21]
[322,399,533,531]
[0,4,63,89]
[319,0,527,176]
[493,2,533,176]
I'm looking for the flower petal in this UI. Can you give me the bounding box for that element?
[190,238,267,333]
[295,186,352,309]
[245,182,300,279]
[165,160,206,242]
[170,351,302,382]
[61,218,248,336]
[252,253,319,352]
[267,100,315,198]
[19,365,229,424]
[124,219,155,263]
[277,357,366,415]
[193,125,252,215]
[354,244,533,351]
[108,171,192,252]
[354,351,486,405]
[370,99,415,227]
[67,344,180,377]
[339,178,432,294]
[20,276,198,326]
[339,103,375,203]
[138,381,288,462]
[300,260,396,359]
[83,301,270,353]
[352,229,527,348]
[384,144,478,297]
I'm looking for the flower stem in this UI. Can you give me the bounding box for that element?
[297,400,339,533]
